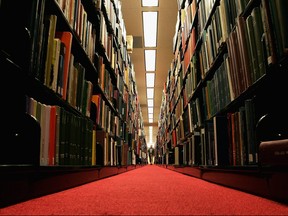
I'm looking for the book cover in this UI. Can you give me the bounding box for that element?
[55,31,73,100]
[269,0,288,58]
[259,139,288,166]
[251,7,265,79]
[44,14,57,89]
[55,105,62,165]
[245,98,257,164]
[57,41,66,96]
[96,130,107,166]
[213,115,229,166]
[236,16,252,88]
[48,105,56,165]
[91,127,96,166]
[67,54,75,106]
[260,0,277,65]
[51,38,61,92]
[246,14,259,84]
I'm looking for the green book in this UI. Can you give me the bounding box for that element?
[251,7,265,79]
[246,15,259,83]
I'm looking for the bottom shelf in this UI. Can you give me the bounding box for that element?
[164,165,288,204]
[0,165,142,208]
[2,164,287,208]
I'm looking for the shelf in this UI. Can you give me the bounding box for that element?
[0,164,142,208]
[164,165,288,203]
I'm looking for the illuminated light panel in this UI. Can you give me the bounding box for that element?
[143,11,158,47]
[146,72,155,87]
[142,0,158,7]
[145,50,156,71]
[147,99,154,107]
[147,88,154,98]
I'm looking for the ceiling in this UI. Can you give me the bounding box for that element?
[120,0,178,146]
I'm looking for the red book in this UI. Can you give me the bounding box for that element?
[55,31,73,100]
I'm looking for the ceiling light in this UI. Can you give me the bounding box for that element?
[142,0,158,7]
[147,88,154,98]
[148,107,153,114]
[148,113,153,119]
[147,99,154,107]
[143,11,158,47]
[144,50,156,71]
[146,72,155,87]
[148,118,153,123]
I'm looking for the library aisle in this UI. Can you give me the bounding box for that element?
[1,165,288,215]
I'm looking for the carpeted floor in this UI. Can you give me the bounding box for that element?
[1,165,288,215]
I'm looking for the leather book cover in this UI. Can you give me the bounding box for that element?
[259,139,288,166]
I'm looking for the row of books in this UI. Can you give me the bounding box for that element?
[29,2,97,99]
[173,97,257,166]
[157,0,288,166]
[26,96,94,166]
[25,95,138,166]
[0,0,147,168]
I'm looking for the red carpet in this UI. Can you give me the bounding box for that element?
[1,165,288,215]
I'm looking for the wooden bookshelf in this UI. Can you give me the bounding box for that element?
[0,164,142,208]
[156,0,288,203]
[0,0,146,207]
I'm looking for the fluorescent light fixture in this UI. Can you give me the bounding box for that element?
[147,88,154,98]
[146,72,155,87]
[148,107,153,113]
[145,50,156,71]
[147,99,154,107]
[143,11,158,47]
[148,113,153,119]
[149,118,153,123]
[142,0,158,7]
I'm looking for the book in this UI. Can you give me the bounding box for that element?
[39,103,50,166]
[30,0,46,79]
[238,106,248,165]
[231,111,240,165]
[55,31,73,100]
[57,41,66,96]
[48,105,57,165]
[51,38,61,92]
[75,63,86,112]
[96,130,107,166]
[260,0,277,65]
[174,146,179,165]
[251,6,265,79]
[200,127,206,166]
[246,14,259,84]
[44,14,57,89]
[55,105,62,165]
[191,131,201,166]
[91,127,97,165]
[59,108,67,165]
[236,16,252,88]
[269,0,288,58]
[67,54,75,106]
[85,80,93,117]
[259,139,288,166]
[87,120,94,165]
[245,98,258,164]
[213,115,229,166]
[219,0,229,43]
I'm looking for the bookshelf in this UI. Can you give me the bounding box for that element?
[156,0,288,203]
[0,0,146,208]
